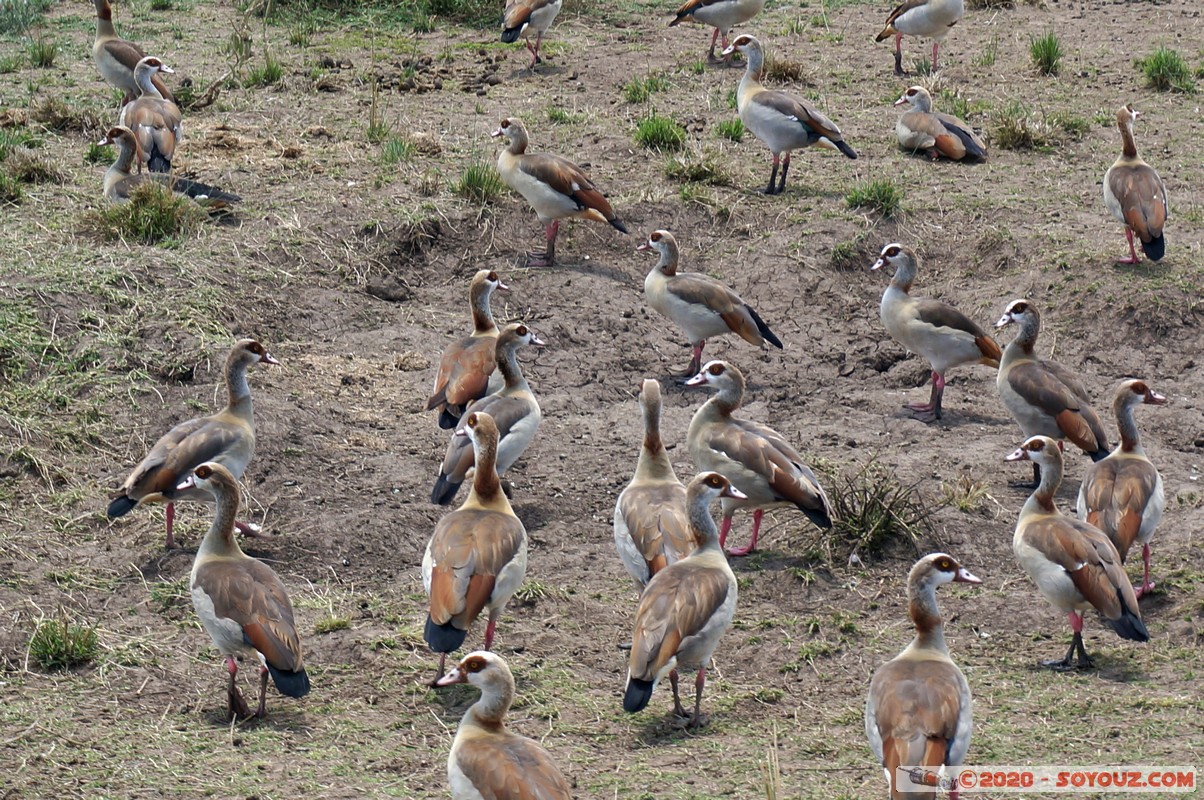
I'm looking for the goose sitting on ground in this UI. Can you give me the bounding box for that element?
[435,652,572,800]
[721,35,857,195]
[100,126,240,207]
[1006,436,1148,670]
[501,0,562,70]
[874,0,964,76]
[893,86,986,162]
[866,553,980,800]
[669,0,765,64]
[686,360,831,556]
[623,472,743,728]
[107,339,277,549]
[640,229,782,377]
[185,463,309,720]
[426,270,508,430]
[1103,105,1169,264]
[118,56,182,173]
[93,0,174,104]
[872,243,1000,422]
[423,413,527,681]
[1077,380,1166,599]
[995,299,1109,486]
[431,323,544,505]
[493,116,628,267]
[614,379,692,589]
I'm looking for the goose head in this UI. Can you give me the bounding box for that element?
[720,33,761,60]
[636,229,679,273]
[911,552,981,589]
[1004,435,1063,466]
[134,56,174,76]
[1118,379,1166,409]
[176,461,237,494]
[684,359,741,391]
[894,85,932,112]
[994,298,1038,331]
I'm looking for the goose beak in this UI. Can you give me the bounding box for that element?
[684,372,708,387]
[870,257,886,271]
[1145,390,1167,406]
[954,567,982,585]
[1004,446,1028,463]
[496,280,511,294]
[720,43,736,57]
[994,313,1012,329]
[261,352,280,365]
[159,63,175,74]
[434,665,467,687]
[636,241,653,253]
[893,96,908,107]
[721,484,747,500]
[176,475,196,491]
[490,128,503,138]
[530,333,546,347]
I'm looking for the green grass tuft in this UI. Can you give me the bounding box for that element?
[973,33,999,67]
[5,148,62,183]
[0,0,52,35]
[245,51,283,87]
[381,136,415,165]
[1029,30,1062,76]
[623,72,669,103]
[546,105,581,125]
[84,142,113,165]
[715,118,744,142]
[0,171,24,205]
[991,101,1057,150]
[455,162,504,204]
[824,456,935,556]
[25,37,56,68]
[846,179,904,218]
[0,127,40,161]
[1136,47,1196,93]
[29,616,99,671]
[87,183,207,245]
[634,113,686,151]
[314,616,351,634]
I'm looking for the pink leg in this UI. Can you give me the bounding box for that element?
[1135,543,1155,598]
[1118,228,1141,264]
[727,509,762,557]
[225,655,251,720]
[669,669,686,716]
[687,666,707,728]
[164,502,176,549]
[532,32,543,67]
[932,40,939,71]
[893,34,905,75]
[707,27,719,60]
[718,515,733,549]
[906,370,938,413]
[680,342,705,378]
[1067,611,1083,633]
[257,666,269,718]
[483,617,497,650]
[763,153,781,194]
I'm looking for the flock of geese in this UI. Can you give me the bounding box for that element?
[84,0,1177,796]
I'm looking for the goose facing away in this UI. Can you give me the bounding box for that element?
[501,0,562,69]
[893,86,986,162]
[1103,105,1169,264]
[614,378,692,588]
[624,472,744,728]
[185,463,309,720]
[1006,436,1148,670]
[93,0,174,104]
[669,0,765,64]
[640,229,782,377]
[872,243,1000,422]
[866,553,980,799]
[100,126,241,207]
[106,338,277,549]
[874,0,964,76]
[426,269,508,430]
[118,56,182,173]
[493,116,629,267]
[435,652,572,800]
[1076,379,1166,599]
[721,35,857,195]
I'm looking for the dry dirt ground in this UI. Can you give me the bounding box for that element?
[1,0,1203,796]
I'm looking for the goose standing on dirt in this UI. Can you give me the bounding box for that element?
[501,0,561,70]
[185,462,309,720]
[424,413,527,680]
[93,0,175,105]
[866,553,980,799]
[874,0,963,76]
[1103,105,1169,264]
[118,56,183,173]
[107,338,277,549]
[623,472,743,728]
[492,116,629,267]
[426,269,508,430]
[614,379,692,588]
[99,126,241,207]
[668,0,765,64]
[686,360,831,556]
[435,652,572,800]
[721,35,857,195]
[1077,379,1166,599]
[893,86,986,162]
[640,229,782,377]
[872,244,1000,422]
[995,299,1109,486]
[431,323,544,505]
[1006,436,1149,669]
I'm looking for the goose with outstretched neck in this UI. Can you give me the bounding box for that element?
[426,270,508,430]
[1103,105,1169,264]
[93,0,175,105]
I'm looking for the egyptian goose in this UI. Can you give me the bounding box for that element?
[669,0,765,64]
[107,338,277,549]
[640,229,782,377]
[118,57,182,173]
[423,412,527,680]
[893,86,986,162]
[995,299,1109,486]
[431,323,544,505]
[426,270,508,430]
[686,360,831,556]
[435,652,572,800]
[1103,105,1169,264]
[93,0,174,105]
[1006,436,1149,669]
[614,379,692,588]
[871,244,1000,422]
[501,0,562,69]
[865,553,980,800]
[623,472,744,727]
[1076,380,1166,599]
[99,126,240,207]
[492,117,629,266]
[874,0,963,75]
[721,35,857,195]
[184,462,309,719]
